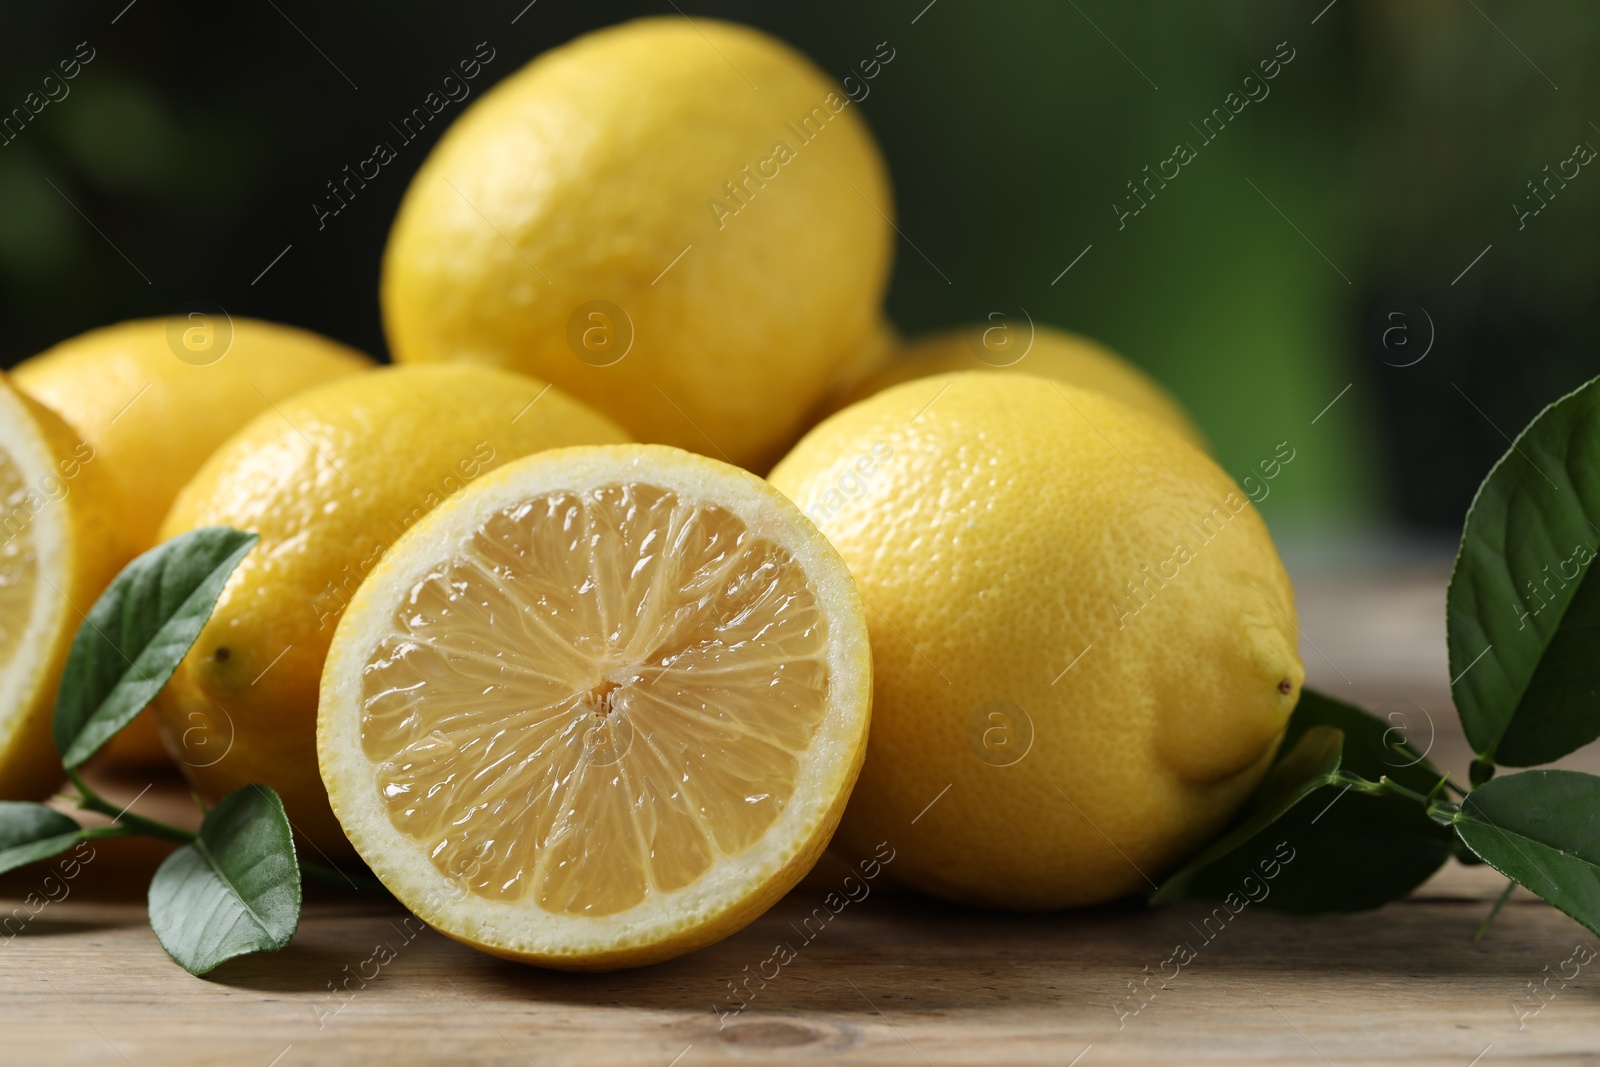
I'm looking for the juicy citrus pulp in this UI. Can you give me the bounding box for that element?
[320,445,871,968]
[0,379,121,800]
[360,489,831,916]
[0,451,39,674]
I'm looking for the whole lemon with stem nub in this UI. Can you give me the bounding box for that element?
[769,372,1303,909]
[152,365,630,857]
[382,16,893,472]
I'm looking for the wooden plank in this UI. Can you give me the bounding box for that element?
[3,879,1594,1066]
[3,566,1597,1066]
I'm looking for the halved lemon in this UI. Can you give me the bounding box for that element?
[318,444,872,969]
[0,377,121,799]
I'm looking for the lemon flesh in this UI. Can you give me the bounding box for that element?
[322,445,871,968]
[0,451,39,676]
[0,380,121,800]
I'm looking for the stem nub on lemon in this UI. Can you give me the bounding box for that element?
[769,373,1303,910]
[152,366,629,857]
[382,17,894,471]
[0,377,122,799]
[12,317,373,768]
[318,444,872,969]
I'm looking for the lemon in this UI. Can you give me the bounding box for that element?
[319,444,871,969]
[13,317,373,557]
[0,377,122,799]
[382,17,893,471]
[13,317,372,769]
[768,373,1302,909]
[838,323,1205,448]
[152,366,630,857]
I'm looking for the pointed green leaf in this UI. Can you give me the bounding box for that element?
[148,784,300,975]
[54,527,258,768]
[1447,374,1600,766]
[1152,690,1453,912]
[1454,769,1600,939]
[0,802,83,877]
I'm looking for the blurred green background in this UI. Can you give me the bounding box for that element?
[1,1,1596,537]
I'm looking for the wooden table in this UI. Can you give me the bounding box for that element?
[6,561,1597,1066]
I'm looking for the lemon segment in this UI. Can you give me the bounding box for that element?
[321,445,871,969]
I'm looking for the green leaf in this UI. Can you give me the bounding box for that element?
[0,802,83,877]
[53,527,258,768]
[1282,688,1444,794]
[1152,690,1454,912]
[1446,374,1600,766]
[147,784,300,975]
[1454,769,1600,939]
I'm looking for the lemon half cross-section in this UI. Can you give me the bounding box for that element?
[0,377,121,799]
[319,444,872,969]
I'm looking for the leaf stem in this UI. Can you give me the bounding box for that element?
[1333,771,1462,824]
[77,824,133,841]
[1475,878,1518,942]
[66,770,388,896]
[1375,775,1432,805]
[66,768,197,845]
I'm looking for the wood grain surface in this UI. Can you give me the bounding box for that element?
[4,562,1597,1067]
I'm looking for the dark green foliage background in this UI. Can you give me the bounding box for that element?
[2,1,1598,530]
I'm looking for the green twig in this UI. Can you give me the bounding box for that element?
[66,768,196,845]
[1375,775,1431,806]
[1334,771,1462,825]
[66,768,389,897]
[76,824,133,842]
[1475,878,1518,942]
